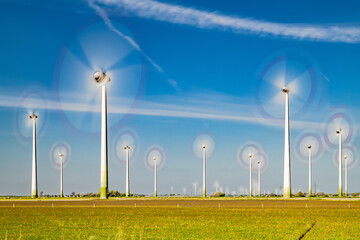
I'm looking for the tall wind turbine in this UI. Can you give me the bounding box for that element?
[307,145,312,196]
[93,71,111,199]
[124,145,130,197]
[336,129,342,197]
[202,145,206,197]
[29,113,38,198]
[249,153,253,197]
[344,155,348,197]
[282,86,291,198]
[257,160,261,197]
[59,153,64,197]
[154,156,157,197]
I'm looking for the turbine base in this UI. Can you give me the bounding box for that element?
[100,187,108,199]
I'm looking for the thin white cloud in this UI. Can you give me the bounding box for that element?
[0,93,322,130]
[88,0,182,93]
[93,0,360,43]
[88,0,162,71]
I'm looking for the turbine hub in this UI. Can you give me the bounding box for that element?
[282,86,290,93]
[93,71,111,85]
[29,113,38,119]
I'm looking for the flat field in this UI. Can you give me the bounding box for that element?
[0,198,360,239]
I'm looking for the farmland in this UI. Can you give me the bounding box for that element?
[0,198,360,239]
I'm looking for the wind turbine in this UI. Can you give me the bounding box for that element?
[124,145,130,197]
[282,86,291,198]
[29,113,38,198]
[249,153,253,197]
[202,145,206,197]
[344,155,348,197]
[59,153,64,198]
[154,156,157,197]
[336,129,342,197]
[193,182,198,196]
[93,71,111,199]
[307,145,312,196]
[257,160,261,197]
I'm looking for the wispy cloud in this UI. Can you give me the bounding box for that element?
[0,92,323,130]
[93,0,360,43]
[88,0,182,92]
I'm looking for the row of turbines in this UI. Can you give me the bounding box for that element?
[27,72,350,199]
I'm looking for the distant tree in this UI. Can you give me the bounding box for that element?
[294,191,305,197]
[351,192,360,197]
[211,192,225,197]
[266,193,277,197]
[315,192,325,197]
[71,192,76,197]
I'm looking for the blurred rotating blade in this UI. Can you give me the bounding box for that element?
[145,146,166,171]
[56,21,144,133]
[324,111,354,147]
[256,54,316,119]
[192,134,215,160]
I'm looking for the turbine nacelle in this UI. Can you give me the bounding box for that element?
[307,145,312,149]
[29,113,38,119]
[248,153,253,158]
[124,145,130,150]
[93,71,111,86]
[58,153,64,157]
[153,156,157,161]
[202,145,206,149]
[344,155,348,160]
[336,129,342,135]
[282,86,290,93]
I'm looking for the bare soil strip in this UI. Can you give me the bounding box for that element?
[0,199,359,208]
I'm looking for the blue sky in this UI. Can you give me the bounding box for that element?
[1,0,360,196]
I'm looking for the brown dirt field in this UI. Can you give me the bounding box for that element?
[0,198,359,208]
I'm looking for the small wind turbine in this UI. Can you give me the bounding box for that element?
[154,156,157,197]
[193,182,198,196]
[249,153,253,197]
[257,160,261,197]
[336,129,342,197]
[344,155,348,197]
[93,71,111,199]
[282,86,291,198]
[307,145,312,196]
[29,113,38,198]
[202,145,206,197]
[124,145,130,197]
[59,153,64,197]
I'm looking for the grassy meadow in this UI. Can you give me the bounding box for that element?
[0,199,359,239]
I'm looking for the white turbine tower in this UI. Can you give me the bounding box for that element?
[282,86,291,198]
[249,153,253,197]
[93,71,111,199]
[29,113,38,198]
[193,182,198,196]
[59,153,64,198]
[257,160,261,197]
[344,155,348,197]
[336,129,342,197]
[307,145,312,196]
[154,156,157,197]
[124,145,130,197]
[202,145,206,197]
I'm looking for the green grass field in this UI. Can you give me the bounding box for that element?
[0,199,359,239]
